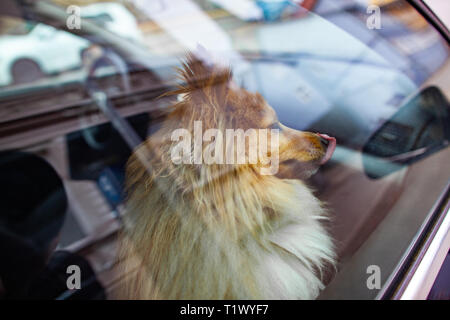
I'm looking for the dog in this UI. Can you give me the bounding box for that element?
[119,54,336,299]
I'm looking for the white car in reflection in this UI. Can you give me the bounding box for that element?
[0,2,142,86]
[0,23,89,86]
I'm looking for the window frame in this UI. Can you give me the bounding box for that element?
[375,0,450,299]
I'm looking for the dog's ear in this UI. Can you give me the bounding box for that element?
[169,52,232,107]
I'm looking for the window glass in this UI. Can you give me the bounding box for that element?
[0,0,448,299]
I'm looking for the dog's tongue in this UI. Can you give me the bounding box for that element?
[317,133,336,165]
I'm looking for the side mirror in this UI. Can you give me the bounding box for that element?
[362,86,450,179]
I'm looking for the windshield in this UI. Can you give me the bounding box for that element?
[0,0,449,300]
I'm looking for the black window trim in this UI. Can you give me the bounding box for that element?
[377,181,450,299]
[407,0,450,44]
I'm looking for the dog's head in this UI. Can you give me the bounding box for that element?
[121,55,337,299]
[157,54,336,181]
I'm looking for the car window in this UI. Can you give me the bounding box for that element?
[0,0,448,300]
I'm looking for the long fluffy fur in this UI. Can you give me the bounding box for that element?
[119,55,335,299]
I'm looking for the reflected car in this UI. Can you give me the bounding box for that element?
[0,2,142,86]
[0,22,89,85]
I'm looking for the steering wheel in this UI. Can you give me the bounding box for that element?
[80,47,131,150]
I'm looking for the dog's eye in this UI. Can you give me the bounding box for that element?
[268,122,281,131]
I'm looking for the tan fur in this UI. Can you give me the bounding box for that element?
[118,54,335,299]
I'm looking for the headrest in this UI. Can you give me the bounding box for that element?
[0,151,67,253]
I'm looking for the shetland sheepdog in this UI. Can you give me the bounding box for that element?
[119,54,336,299]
